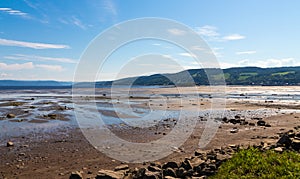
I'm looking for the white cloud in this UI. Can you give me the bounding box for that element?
[191,46,205,51]
[168,28,186,36]
[219,62,238,69]
[0,7,30,18]
[179,53,197,58]
[196,25,245,42]
[223,34,245,41]
[58,17,87,30]
[103,0,117,16]
[236,51,257,55]
[71,16,86,29]
[152,43,161,46]
[5,54,77,63]
[0,62,34,70]
[0,38,70,49]
[36,64,63,71]
[196,25,219,37]
[238,58,299,68]
[217,58,299,69]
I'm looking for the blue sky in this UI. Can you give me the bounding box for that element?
[0,0,300,81]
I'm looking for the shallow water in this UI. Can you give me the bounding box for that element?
[1,88,300,140]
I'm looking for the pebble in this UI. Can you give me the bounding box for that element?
[6,141,14,147]
[6,114,15,118]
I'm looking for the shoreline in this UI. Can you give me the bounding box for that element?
[1,86,300,178]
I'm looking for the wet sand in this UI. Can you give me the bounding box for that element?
[1,86,300,178]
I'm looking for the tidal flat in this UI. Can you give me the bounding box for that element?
[1,86,300,178]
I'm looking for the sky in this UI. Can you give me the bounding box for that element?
[0,0,300,81]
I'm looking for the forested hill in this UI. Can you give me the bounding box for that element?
[2,67,300,87]
[110,66,300,86]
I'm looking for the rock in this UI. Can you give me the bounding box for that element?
[162,161,178,169]
[131,168,146,178]
[123,173,133,179]
[47,114,57,119]
[165,176,177,179]
[19,153,25,156]
[96,170,124,179]
[274,147,283,152]
[228,119,238,124]
[148,165,161,172]
[230,128,239,133]
[291,139,300,151]
[249,122,255,126]
[6,141,14,147]
[150,162,161,168]
[163,168,176,177]
[176,167,186,178]
[257,120,266,126]
[277,134,292,147]
[216,153,229,161]
[6,114,15,118]
[144,170,160,179]
[195,149,205,157]
[240,120,248,125]
[265,123,272,127]
[69,171,83,179]
[180,160,192,170]
[189,157,205,169]
[114,164,129,171]
[222,117,228,123]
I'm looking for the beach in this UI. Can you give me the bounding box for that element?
[1,86,300,178]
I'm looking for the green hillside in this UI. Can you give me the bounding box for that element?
[111,66,300,86]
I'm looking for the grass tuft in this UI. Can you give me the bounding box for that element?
[210,147,300,179]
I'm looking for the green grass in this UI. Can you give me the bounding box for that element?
[238,72,258,81]
[240,72,258,76]
[271,71,295,76]
[212,73,230,80]
[210,148,300,179]
[238,75,251,81]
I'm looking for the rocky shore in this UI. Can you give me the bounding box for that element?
[69,122,300,179]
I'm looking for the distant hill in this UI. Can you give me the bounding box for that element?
[0,80,72,88]
[2,66,300,88]
[110,66,300,86]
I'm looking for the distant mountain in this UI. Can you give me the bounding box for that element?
[0,80,72,87]
[2,66,300,88]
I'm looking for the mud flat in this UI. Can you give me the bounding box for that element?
[0,86,300,178]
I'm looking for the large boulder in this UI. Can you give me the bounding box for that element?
[69,171,83,179]
[277,134,292,147]
[96,169,124,179]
